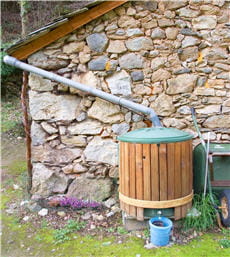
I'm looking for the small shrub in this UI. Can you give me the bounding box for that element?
[53,219,86,244]
[53,228,70,244]
[143,229,150,239]
[183,194,217,231]
[41,219,48,229]
[117,226,128,235]
[107,227,116,233]
[1,43,22,98]
[222,228,230,236]
[0,44,19,77]
[219,238,230,248]
[35,235,42,242]
[66,219,86,231]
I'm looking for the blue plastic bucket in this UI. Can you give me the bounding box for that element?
[149,216,173,246]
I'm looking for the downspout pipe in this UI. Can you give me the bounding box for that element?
[4,55,162,127]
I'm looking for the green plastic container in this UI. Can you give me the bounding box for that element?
[144,208,174,219]
[117,127,193,144]
[193,143,230,195]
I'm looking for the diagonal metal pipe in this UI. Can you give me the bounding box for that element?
[4,55,162,127]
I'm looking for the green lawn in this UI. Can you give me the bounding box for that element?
[2,212,229,257]
[1,98,24,135]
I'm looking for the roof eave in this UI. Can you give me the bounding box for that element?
[7,1,128,60]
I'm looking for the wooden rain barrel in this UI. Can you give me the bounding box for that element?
[117,127,193,221]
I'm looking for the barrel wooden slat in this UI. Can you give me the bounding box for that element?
[124,142,130,214]
[135,144,144,220]
[150,144,159,201]
[181,141,189,197]
[182,141,193,216]
[119,142,124,211]
[181,141,190,217]
[189,141,193,212]
[186,140,193,215]
[167,143,175,200]
[185,141,192,215]
[174,142,182,220]
[122,142,127,212]
[186,141,191,195]
[181,203,187,218]
[143,144,151,200]
[187,201,192,211]
[129,143,137,217]
[159,144,167,201]
[189,140,193,193]
[174,207,181,220]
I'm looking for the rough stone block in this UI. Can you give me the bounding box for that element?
[31,163,69,197]
[68,119,102,135]
[122,212,148,231]
[192,15,217,30]
[67,176,113,202]
[167,74,197,95]
[88,56,109,71]
[29,91,81,121]
[28,51,69,70]
[119,53,144,69]
[86,33,108,52]
[88,98,123,123]
[84,136,118,166]
[131,71,144,81]
[126,37,153,51]
[107,40,127,53]
[106,70,131,96]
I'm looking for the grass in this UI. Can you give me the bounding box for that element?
[1,98,24,136]
[7,160,27,176]
[3,215,230,257]
[183,194,217,231]
[1,159,27,195]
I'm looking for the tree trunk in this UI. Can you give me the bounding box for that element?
[19,0,30,38]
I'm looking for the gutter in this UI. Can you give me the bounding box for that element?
[4,55,162,127]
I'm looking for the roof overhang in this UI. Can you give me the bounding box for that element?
[6,1,128,60]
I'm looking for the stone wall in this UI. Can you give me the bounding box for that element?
[28,0,230,201]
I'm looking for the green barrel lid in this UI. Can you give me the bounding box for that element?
[117,127,193,144]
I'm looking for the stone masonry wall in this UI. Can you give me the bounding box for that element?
[27,0,230,201]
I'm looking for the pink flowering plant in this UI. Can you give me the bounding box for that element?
[59,197,101,209]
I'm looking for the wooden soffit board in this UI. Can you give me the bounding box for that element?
[9,1,128,60]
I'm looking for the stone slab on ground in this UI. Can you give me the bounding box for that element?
[122,212,149,231]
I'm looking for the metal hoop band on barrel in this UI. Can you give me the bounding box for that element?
[119,190,193,209]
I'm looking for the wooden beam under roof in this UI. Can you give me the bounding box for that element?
[9,1,128,60]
